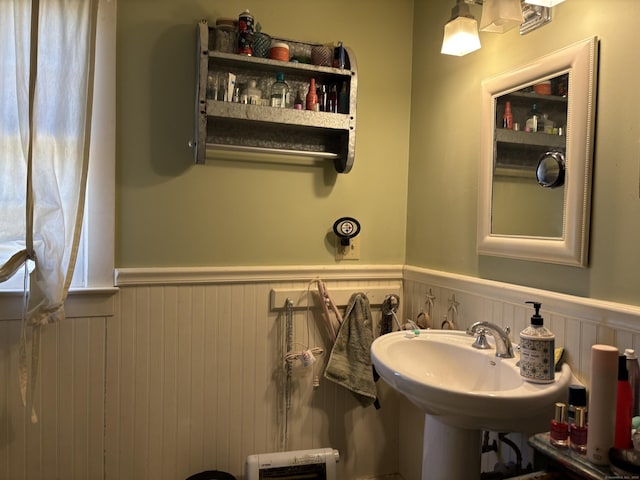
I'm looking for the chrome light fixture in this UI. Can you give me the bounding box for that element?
[524,0,565,6]
[441,0,481,56]
[480,0,524,33]
[442,0,565,55]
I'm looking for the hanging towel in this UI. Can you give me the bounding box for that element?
[324,292,377,407]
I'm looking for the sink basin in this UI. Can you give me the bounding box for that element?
[371,329,573,432]
[372,329,575,479]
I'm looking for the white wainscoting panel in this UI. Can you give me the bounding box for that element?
[4,265,640,480]
[0,316,106,480]
[107,270,404,480]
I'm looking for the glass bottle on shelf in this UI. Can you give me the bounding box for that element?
[327,85,338,113]
[317,84,327,112]
[293,90,303,110]
[206,74,217,100]
[306,78,318,111]
[570,406,588,453]
[502,101,513,130]
[526,103,544,132]
[270,72,290,108]
[550,402,569,448]
[243,80,262,105]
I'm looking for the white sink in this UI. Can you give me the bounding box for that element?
[371,329,572,432]
[371,329,575,480]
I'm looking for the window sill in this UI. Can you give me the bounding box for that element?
[0,287,118,321]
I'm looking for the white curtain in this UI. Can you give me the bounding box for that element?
[0,0,99,421]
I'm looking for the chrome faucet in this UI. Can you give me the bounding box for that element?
[466,321,514,358]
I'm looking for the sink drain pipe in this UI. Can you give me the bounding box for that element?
[481,432,532,479]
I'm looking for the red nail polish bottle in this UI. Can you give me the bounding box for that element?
[550,402,569,448]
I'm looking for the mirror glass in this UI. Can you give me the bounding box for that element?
[477,37,598,266]
[491,75,568,237]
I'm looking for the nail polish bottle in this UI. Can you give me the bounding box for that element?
[550,402,569,448]
[567,384,588,428]
[570,406,588,453]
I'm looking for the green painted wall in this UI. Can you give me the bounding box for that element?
[116,0,413,267]
[117,0,640,307]
[406,0,640,306]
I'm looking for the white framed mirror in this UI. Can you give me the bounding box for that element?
[477,37,598,267]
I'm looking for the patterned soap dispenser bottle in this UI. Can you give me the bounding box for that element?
[519,301,555,383]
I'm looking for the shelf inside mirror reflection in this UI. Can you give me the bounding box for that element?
[496,128,566,148]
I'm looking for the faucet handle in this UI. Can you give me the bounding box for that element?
[471,329,492,350]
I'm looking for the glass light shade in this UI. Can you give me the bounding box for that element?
[480,0,524,33]
[525,0,565,6]
[441,16,481,56]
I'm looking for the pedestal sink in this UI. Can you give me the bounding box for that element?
[371,330,574,480]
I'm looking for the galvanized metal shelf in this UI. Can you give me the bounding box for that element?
[206,100,352,130]
[496,128,566,149]
[207,50,354,83]
[192,20,357,173]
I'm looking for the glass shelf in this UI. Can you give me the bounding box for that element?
[529,432,614,480]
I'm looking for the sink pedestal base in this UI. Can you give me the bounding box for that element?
[422,415,482,480]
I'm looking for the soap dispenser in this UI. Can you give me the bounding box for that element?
[519,301,555,383]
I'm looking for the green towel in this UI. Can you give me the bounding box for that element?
[324,293,377,407]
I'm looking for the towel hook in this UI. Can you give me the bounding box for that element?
[417,288,436,328]
[448,293,459,326]
[416,312,429,329]
[381,294,400,314]
[381,294,402,332]
[441,314,455,330]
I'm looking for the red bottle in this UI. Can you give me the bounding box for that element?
[502,101,513,130]
[550,402,569,448]
[570,406,588,453]
[306,78,318,111]
[615,354,634,449]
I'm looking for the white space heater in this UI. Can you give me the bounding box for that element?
[245,448,339,480]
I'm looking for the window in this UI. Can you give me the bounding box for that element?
[0,0,115,318]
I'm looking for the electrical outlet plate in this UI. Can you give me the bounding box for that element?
[335,237,360,260]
